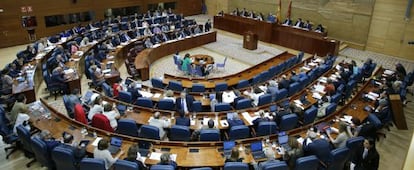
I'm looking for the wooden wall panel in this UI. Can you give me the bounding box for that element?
[0,0,201,48]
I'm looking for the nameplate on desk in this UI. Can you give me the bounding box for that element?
[102,69,111,74]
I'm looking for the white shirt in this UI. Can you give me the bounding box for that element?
[93,148,117,169]
[149,118,170,139]
[103,110,120,129]
[222,91,237,103]
[250,92,265,106]
[88,104,103,120]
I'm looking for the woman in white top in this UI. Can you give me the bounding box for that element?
[79,37,89,47]
[93,139,123,169]
[327,121,351,148]
[102,103,120,129]
[88,96,103,120]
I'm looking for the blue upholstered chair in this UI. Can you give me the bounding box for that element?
[168,81,183,92]
[303,106,317,125]
[215,82,228,92]
[235,98,252,110]
[52,146,78,170]
[262,161,289,170]
[330,92,341,104]
[0,107,19,159]
[257,94,272,106]
[251,74,261,85]
[214,103,232,112]
[191,84,205,93]
[279,114,298,131]
[80,158,106,170]
[31,137,55,169]
[157,99,175,111]
[117,91,133,113]
[256,121,277,136]
[191,101,202,112]
[200,129,220,141]
[236,80,249,89]
[288,82,300,97]
[150,165,175,170]
[190,168,212,170]
[274,88,288,102]
[16,125,36,167]
[117,119,139,137]
[228,125,250,140]
[139,125,160,140]
[169,125,191,141]
[223,162,248,170]
[327,147,350,170]
[151,78,165,89]
[113,160,138,170]
[295,155,319,170]
[135,97,154,108]
[216,57,227,71]
[325,103,337,116]
[102,82,113,97]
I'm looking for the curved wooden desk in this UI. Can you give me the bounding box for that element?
[135,31,217,81]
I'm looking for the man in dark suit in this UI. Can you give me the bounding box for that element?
[176,90,194,114]
[351,138,379,170]
[51,66,68,94]
[294,18,303,27]
[283,18,292,25]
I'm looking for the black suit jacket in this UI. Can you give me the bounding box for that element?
[176,95,195,113]
[352,146,379,170]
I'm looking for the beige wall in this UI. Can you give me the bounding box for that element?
[366,0,414,61]
[205,0,229,16]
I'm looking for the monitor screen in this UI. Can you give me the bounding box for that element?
[223,141,235,150]
[278,133,288,144]
[250,141,262,152]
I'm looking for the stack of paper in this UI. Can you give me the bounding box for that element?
[384,70,394,75]
[139,90,154,98]
[340,115,353,124]
[242,112,258,125]
[314,84,326,94]
[153,93,161,98]
[312,92,322,100]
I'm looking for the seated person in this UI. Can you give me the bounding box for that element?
[8,63,20,78]
[176,90,194,114]
[152,26,162,34]
[111,35,121,47]
[193,25,202,34]
[94,139,123,169]
[303,20,312,30]
[225,147,243,162]
[175,111,190,126]
[51,66,69,93]
[144,37,153,48]
[282,137,304,169]
[161,24,170,32]
[252,148,279,170]
[127,81,143,100]
[294,18,303,27]
[324,79,336,96]
[245,86,265,106]
[283,17,292,25]
[157,153,177,169]
[252,110,271,128]
[13,57,25,71]
[38,130,61,152]
[88,96,103,120]
[148,112,171,139]
[371,98,390,124]
[267,13,276,23]
[154,32,169,43]
[66,88,81,118]
[1,70,13,95]
[227,113,244,128]
[327,121,351,148]
[192,119,216,141]
[315,24,325,33]
[102,103,120,130]
[79,37,90,47]
[303,132,333,164]
[317,96,331,118]
[59,132,87,164]
[90,65,106,86]
[256,12,264,21]
[124,144,147,170]
[143,27,153,36]
[278,75,290,90]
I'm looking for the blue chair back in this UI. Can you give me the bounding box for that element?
[303,106,317,125]
[192,84,205,93]
[119,91,133,103]
[168,81,183,91]
[325,103,337,116]
[262,161,289,170]
[229,125,250,140]
[236,80,249,89]
[117,119,139,137]
[31,137,55,169]
[288,82,300,96]
[367,113,383,129]
[258,94,272,106]
[327,147,350,170]
[16,125,33,153]
[215,82,228,92]
[158,99,175,111]
[151,78,165,89]
[235,98,252,110]
[330,92,341,104]
[295,155,319,170]
[279,114,298,131]
[192,101,202,112]
[52,146,77,170]
[135,97,154,108]
[257,121,277,136]
[169,125,191,141]
[80,158,106,170]
[346,136,365,159]
[200,129,220,141]
[113,160,138,170]
[190,168,212,170]
[150,165,175,170]
[139,125,160,140]
[251,75,261,85]
[214,103,232,112]
[274,88,288,102]
[102,83,113,97]
[223,162,248,170]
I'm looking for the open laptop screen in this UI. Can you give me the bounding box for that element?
[250,141,263,152]
[223,141,235,150]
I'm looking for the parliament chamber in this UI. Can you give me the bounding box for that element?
[0,1,414,170]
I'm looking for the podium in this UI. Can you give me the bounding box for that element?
[243,31,258,50]
[389,94,407,130]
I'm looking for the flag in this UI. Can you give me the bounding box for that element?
[277,0,282,23]
[287,0,292,19]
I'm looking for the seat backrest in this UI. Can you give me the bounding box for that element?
[150,165,175,170]
[346,136,364,159]
[190,168,213,170]
[236,80,250,89]
[119,91,133,103]
[262,161,289,170]
[303,106,317,125]
[91,114,114,132]
[295,155,319,170]
[258,94,272,106]
[158,99,175,111]
[102,83,113,97]
[74,104,88,125]
[139,125,160,140]
[325,103,337,116]
[288,82,300,96]
[191,101,202,112]
[274,88,288,102]
[200,129,220,141]
[52,146,77,170]
[168,81,183,91]
[80,158,106,170]
[113,160,138,170]
[169,125,191,141]
[327,147,350,170]
[214,103,232,112]
[279,114,298,131]
[135,97,153,108]
[223,162,249,170]
[215,82,228,92]
[229,125,250,140]
[330,92,341,104]
[191,84,205,93]
[367,113,383,129]
[251,74,261,85]
[235,98,252,110]
[0,107,14,142]
[151,78,164,89]
[31,137,55,169]
[257,121,277,136]
[16,125,33,153]
[117,119,139,137]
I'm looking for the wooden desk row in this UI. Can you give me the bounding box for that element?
[214,14,339,57]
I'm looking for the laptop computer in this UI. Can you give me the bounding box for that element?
[278,132,291,151]
[300,94,310,105]
[81,90,94,105]
[223,141,235,157]
[108,137,123,154]
[250,141,266,160]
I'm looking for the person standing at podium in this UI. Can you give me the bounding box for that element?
[204,19,212,32]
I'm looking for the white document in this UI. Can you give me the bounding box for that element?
[63,69,75,74]
[220,120,229,127]
[312,92,322,100]
[139,90,154,98]
[153,93,161,98]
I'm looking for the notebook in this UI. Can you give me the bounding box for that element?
[250,141,266,160]
[108,137,123,154]
[223,141,235,157]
